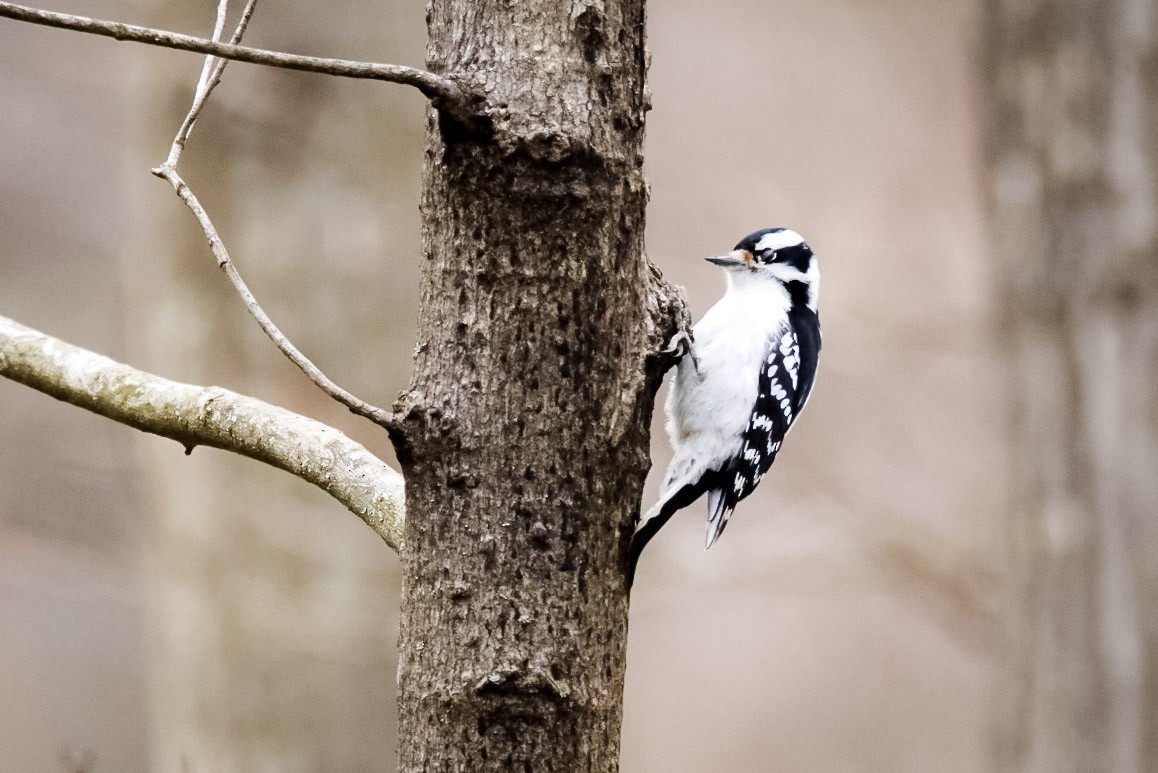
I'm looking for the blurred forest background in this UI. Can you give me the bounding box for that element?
[1,0,1148,772]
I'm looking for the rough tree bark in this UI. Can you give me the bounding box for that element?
[392,1,682,770]
[987,2,1158,772]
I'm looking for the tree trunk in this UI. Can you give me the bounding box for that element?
[986,2,1158,771]
[392,1,681,770]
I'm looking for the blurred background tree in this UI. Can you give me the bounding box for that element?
[987,1,1158,771]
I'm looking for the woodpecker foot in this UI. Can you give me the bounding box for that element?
[663,328,700,376]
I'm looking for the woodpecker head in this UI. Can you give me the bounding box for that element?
[707,227,819,310]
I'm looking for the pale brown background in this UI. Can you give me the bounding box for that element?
[0,1,1000,771]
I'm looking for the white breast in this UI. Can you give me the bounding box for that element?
[665,275,791,472]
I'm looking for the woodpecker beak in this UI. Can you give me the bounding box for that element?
[705,249,754,268]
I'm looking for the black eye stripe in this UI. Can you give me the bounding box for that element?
[772,244,812,272]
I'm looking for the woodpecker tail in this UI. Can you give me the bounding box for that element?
[627,499,675,584]
[704,488,734,549]
[627,475,712,585]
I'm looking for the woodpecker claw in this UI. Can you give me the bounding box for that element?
[663,328,700,376]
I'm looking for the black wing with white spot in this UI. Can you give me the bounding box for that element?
[705,309,820,546]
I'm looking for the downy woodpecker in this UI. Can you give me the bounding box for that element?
[630,228,821,577]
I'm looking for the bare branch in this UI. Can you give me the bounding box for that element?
[150,2,394,430]
[0,314,405,552]
[2,2,405,547]
[150,166,398,431]
[0,2,475,119]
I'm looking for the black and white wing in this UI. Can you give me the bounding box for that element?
[704,309,821,547]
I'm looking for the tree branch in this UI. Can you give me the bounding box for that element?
[144,0,396,432]
[0,2,475,120]
[0,314,405,553]
[150,166,398,431]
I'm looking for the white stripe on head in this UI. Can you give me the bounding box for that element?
[763,256,820,311]
[754,229,806,252]
[766,263,810,284]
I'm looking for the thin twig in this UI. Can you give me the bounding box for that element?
[0,2,474,119]
[151,167,398,431]
[165,0,231,166]
[199,0,232,94]
[166,0,259,167]
[152,0,397,431]
[168,0,230,166]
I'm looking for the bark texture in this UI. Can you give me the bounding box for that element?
[987,2,1158,771]
[393,1,683,770]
